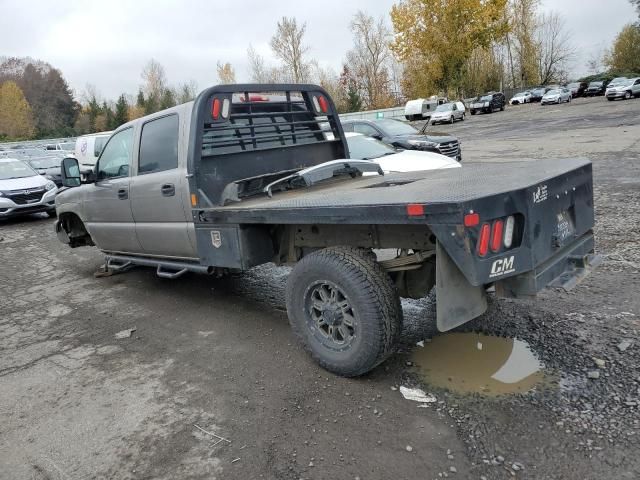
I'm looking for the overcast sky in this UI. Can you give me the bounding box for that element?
[1,0,637,100]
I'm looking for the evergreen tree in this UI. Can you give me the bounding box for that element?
[113,94,129,128]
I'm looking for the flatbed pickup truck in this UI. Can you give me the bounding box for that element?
[55,84,600,376]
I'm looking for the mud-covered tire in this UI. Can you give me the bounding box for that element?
[286,246,403,377]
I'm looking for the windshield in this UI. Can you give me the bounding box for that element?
[546,89,561,95]
[435,104,453,112]
[567,83,579,88]
[0,160,37,180]
[479,95,492,101]
[514,92,528,97]
[347,135,396,160]
[375,119,418,136]
[59,143,75,151]
[589,82,603,87]
[27,157,60,169]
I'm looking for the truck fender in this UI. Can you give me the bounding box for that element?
[436,241,487,331]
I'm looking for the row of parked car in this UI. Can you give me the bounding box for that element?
[508,77,640,105]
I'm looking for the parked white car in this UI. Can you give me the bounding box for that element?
[74,131,113,169]
[606,77,640,101]
[509,91,532,105]
[344,132,460,172]
[430,102,465,125]
[0,158,58,218]
[541,88,572,105]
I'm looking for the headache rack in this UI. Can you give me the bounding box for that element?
[188,84,349,207]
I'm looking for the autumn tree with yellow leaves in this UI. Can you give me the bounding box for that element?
[390,0,510,98]
[0,81,35,140]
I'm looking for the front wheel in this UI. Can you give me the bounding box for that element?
[449,116,454,124]
[286,246,403,377]
[624,91,631,100]
[470,110,476,115]
[47,209,57,218]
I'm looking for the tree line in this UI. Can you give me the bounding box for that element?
[1,0,639,141]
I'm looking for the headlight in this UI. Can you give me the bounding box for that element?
[45,181,56,191]
[407,139,437,147]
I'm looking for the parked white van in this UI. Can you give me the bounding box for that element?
[74,131,113,169]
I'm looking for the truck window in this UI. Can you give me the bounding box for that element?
[94,137,108,157]
[138,114,179,174]
[97,128,134,180]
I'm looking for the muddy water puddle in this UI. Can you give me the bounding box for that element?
[412,333,546,396]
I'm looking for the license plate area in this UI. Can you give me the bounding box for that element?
[553,207,576,248]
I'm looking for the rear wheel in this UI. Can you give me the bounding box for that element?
[470,109,476,115]
[286,246,403,377]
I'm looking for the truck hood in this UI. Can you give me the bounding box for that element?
[0,174,47,191]
[375,150,460,173]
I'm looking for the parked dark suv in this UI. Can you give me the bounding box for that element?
[469,92,506,115]
[341,118,462,161]
[566,82,588,98]
[586,81,607,96]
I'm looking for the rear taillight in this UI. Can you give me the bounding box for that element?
[503,215,515,248]
[490,220,504,252]
[477,223,490,257]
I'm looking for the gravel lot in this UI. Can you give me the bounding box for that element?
[1,96,639,479]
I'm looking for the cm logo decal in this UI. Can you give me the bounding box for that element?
[489,256,515,278]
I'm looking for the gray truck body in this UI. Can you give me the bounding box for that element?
[54,84,599,376]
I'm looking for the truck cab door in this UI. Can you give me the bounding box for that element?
[129,113,197,259]
[83,127,142,254]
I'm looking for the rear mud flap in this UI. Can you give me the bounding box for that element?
[436,242,487,332]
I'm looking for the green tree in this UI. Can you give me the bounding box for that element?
[390,0,510,97]
[604,24,640,73]
[113,94,129,128]
[0,81,35,139]
[159,88,176,110]
[102,101,114,130]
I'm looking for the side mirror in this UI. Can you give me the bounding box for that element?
[372,134,383,141]
[61,157,81,187]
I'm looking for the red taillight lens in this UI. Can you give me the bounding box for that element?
[464,212,479,227]
[212,98,221,120]
[318,95,328,113]
[490,220,504,252]
[406,204,424,216]
[477,223,490,257]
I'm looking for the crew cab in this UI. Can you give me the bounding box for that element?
[55,84,600,377]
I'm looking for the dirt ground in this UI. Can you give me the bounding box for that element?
[1,96,639,480]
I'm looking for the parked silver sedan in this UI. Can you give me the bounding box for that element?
[430,102,465,125]
[541,88,572,105]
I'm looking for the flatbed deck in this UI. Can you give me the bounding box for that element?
[196,158,592,224]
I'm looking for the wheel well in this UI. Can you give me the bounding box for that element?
[59,212,94,247]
